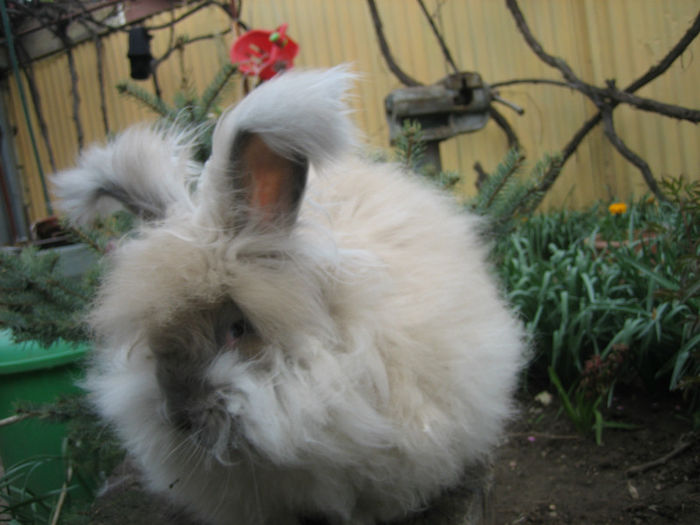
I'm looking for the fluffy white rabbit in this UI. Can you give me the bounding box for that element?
[53,66,526,525]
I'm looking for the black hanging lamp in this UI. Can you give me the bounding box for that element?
[127,26,153,80]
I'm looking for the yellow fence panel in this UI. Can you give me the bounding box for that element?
[2,0,698,223]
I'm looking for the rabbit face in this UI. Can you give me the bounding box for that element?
[148,301,253,454]
[92,207,335,463]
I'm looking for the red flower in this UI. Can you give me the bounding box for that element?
[230,23,299,81]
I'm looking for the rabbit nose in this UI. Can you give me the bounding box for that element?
[170,407,195,433]
[167,392,239,455]
[192,397,234,450]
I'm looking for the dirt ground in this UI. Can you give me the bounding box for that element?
[88,388,699,525]
[493,388,699,525]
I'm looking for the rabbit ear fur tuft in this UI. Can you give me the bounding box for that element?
[198,65,359,230]
[217,65,358,164]
[52,125,199,226]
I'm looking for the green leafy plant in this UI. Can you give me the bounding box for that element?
[495,178,699,438]
[0,456,66,524]
[499,196,695,384]
[0,398,122,524]
[646,177,700,397]
[548,365,637,445]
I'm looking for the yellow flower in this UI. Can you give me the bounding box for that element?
[608,202,627,215]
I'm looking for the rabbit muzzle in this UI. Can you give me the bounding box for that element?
[157,359,245,460]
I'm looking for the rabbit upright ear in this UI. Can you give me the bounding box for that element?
[229,132,308,228]
[199,65,358,232]
[53,126,197,226]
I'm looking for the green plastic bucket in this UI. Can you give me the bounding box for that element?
[0,330,88,502]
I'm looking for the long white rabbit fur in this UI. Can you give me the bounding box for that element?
[53,66,526,525]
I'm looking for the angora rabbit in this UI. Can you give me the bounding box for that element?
[54,66,525,525]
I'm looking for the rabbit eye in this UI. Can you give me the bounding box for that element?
[225,318,251,346]
[230,320,247,338]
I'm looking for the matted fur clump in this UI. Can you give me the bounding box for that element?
[53,66,526,525]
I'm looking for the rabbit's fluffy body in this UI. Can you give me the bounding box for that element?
[55,67,525,525]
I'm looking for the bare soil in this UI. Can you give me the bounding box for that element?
[87,389,699,525]
[493,388,699,525]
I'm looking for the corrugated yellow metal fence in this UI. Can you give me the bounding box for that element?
[3,0,699,222]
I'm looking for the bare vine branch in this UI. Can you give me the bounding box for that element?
[601,108,664,199]
[504,0,700,200]
[143,1,226,31]
[505,0,700,123]
[416,0,459,74]
[74,8,111,135]
[491,78,573,90]
[366,0,422,87]
[489,106,520,150]
[3,0,241,163]
[93,32,110,135]
[16,42,57,172]
[626,433,696,476]
[153,27,233,71]
[54,26,84,150]
[557,9,700,167]
[493,77,700,123]
[505,0,579,84]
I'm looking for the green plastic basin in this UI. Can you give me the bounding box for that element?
[0,330,88,500]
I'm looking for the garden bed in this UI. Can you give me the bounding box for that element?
[494,388,699,525]
[83,387,699,525]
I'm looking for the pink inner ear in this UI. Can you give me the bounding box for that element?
[240,135,297,222]
[250,170,288,213]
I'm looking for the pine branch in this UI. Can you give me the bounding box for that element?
[67,210,135,255]
[514,153,562,217]
[469,148,562,237]
[394,120,427,171]
[118,64,240,162]
[68,224,104,254]
[474,148,525,215]
[0,247,95,346]
[197,63,238,119]
[116,81,175,118]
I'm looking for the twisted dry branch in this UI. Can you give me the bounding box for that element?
[505,0,700,201]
